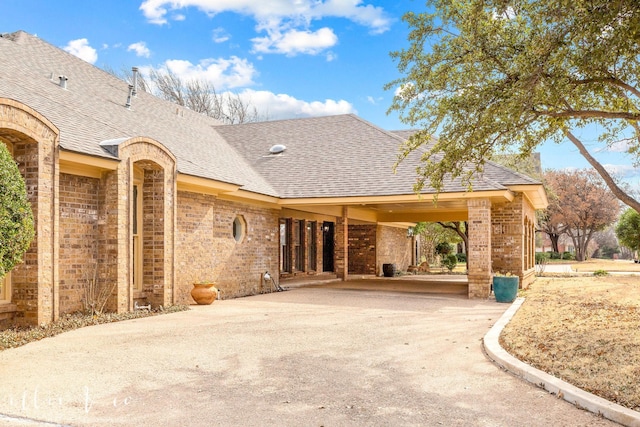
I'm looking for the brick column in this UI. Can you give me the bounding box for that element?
[467,198,492,298]
[335,207,349,280]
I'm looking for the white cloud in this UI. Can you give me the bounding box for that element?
[63,38,98,64]
[144,56,258,90]
[607,138,633,153]
[251,27,337,56]
[212,27,230,43]
[603,164,640,179]
[128,41,151,58]
[139,0,391,54]
[237,89,355,120]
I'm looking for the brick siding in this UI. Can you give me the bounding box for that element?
[176,191,280,302]
[348,225,376,275]
[59,173,99,314]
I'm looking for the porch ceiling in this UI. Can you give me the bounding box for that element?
[278,189,518,224]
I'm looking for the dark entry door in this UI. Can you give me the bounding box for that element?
[322,221,334,272]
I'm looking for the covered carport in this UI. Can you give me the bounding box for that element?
[279,181,547,299]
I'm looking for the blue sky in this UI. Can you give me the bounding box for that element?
[1,0,637,190]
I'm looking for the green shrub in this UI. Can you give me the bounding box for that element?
[547,251,561,260]
[435,242,452,255]
[535,252,550,263]
[0,143,34,277]
[456,253,467,263]
[593,269,609,277]
[442,254,458,271]
[561,251,574,260]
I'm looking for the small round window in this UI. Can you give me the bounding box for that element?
[232,215,246,243]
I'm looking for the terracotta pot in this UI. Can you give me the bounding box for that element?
[191,283,217,305]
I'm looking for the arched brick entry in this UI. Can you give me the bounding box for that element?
[101,137,177,311]
[0,99,59,326]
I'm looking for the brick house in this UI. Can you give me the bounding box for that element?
[0,31,547,328]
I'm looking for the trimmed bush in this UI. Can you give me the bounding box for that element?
[0,143,34,277]
[435,242,452,255]
[442,254,458,271]
[456,253,467,263]
[547,251,561,260]
[535,252,550,263]
[561,251,575,260]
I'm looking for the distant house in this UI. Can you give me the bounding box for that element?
[0,31,547,328]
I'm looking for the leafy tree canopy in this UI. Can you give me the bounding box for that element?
[616,208,640,252]
[544,169,619,260]
[0,142,34,277]
[387,0,640,212]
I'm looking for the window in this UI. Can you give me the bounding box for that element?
[233,215,246,243]
[294,220,304,271]
[280,218,292,273]
[306,221,317,271]
[132,167,143,292]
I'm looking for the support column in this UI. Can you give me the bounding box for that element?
[467,198,492,299]
[335,207,349,281]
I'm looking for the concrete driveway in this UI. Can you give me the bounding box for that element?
[0,282,615,426]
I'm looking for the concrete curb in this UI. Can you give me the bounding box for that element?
[484,297,640,427]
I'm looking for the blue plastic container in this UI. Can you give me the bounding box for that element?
[493,276,519,303]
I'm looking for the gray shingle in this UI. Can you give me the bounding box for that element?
[216,115,540,198]
[1,31,541,201]
[0,31,278,197]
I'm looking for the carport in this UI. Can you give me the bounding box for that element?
[280,180,546,299]
[284,274,469,297]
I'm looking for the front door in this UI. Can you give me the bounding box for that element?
[322,221,334,272]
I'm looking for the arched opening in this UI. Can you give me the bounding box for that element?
[0,100,59,326]
[132,160,166,307]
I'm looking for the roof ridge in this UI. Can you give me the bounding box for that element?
[215,113,357,128]
[485,158,541,184]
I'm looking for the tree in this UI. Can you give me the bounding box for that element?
[386,0,640,213]
[0,142,34,278]
[413,222,461,264]
[592,227,621,259]
[536,184,564,253]
[616,208,640,253]
[107,66,262,124]
[544,169,619,261]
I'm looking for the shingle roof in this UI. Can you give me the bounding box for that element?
[216,115,540,198]
[0,31,541,201]
[0,31,277,197]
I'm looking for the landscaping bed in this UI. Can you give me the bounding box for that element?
[500,274,640,411]
[0,305,189,351]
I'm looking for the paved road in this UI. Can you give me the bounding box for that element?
[0,283,615,426]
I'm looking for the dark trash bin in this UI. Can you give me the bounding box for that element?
[382,263,396,277]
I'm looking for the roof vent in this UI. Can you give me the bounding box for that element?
[269,144,286,155]
[58,75,68,89]
[131,67,138,97]
[125,84,134,109]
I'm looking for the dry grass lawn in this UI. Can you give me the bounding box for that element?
[569,259,640,273]
[501,270,640,411]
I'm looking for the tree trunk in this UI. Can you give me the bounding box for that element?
[548,233,560,253]
[564,130,640,214]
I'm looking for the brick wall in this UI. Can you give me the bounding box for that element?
[491,194,536,288]
[142,167,165,306]
[467,198,492,298]
[348,225,376,275]
[176,191,280,302]
[376,225,412,275]
[10,140,43,324]
[98,169,122,313]
[58,173,99,314]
